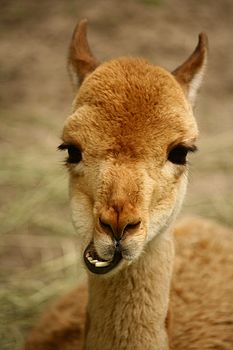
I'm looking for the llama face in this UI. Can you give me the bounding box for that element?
[60,58,198,275]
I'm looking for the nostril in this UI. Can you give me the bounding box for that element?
[124,221,141,233]
[99,217,113,235]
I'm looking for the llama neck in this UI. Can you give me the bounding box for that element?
[84,229,174,350]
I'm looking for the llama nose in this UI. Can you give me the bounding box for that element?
[98,211,141,240]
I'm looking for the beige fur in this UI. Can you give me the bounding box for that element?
[25,20,233,349]
[171,217,233,349]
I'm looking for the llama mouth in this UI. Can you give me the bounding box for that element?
[84,241,122,275]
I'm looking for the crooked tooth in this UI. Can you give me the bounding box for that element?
[95,261,111,267]
[87,256,93,262]
[90,259,98,264]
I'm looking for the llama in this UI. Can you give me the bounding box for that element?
[25,20,233,350]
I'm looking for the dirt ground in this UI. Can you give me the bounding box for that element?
[0,0,232,349]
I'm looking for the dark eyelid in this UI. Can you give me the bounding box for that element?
[58,143,68,151]
[57,143,82,151]
[184,144,198,153]
[167,142,198,155]
[173,143,197,152]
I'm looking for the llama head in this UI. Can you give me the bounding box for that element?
[59,20,208,275]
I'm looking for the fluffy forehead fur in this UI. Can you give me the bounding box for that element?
[63,57,198,158]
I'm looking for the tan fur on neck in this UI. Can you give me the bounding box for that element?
[86,231,174,350]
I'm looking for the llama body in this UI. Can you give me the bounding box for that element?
[25,21,233,349]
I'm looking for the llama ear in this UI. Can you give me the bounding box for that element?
[172,33,208,106]
[68,19,99,86]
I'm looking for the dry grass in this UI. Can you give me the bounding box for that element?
[0,109,85,349]
[0,1,232,349]
[184,131,233,226]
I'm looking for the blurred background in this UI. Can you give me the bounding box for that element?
[0,0,232,348]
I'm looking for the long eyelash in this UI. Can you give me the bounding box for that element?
[58,144,70,167]
[58,143,83,166]
[186,145,198,153]
[57,143,68,151]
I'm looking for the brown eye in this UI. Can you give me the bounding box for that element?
[67,145,82,163]
[168,145,196,165]
[58,144,82,164]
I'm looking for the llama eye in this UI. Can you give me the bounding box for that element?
[67,145,82,163]
[58,143,82,164]
[168,145,196,165]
